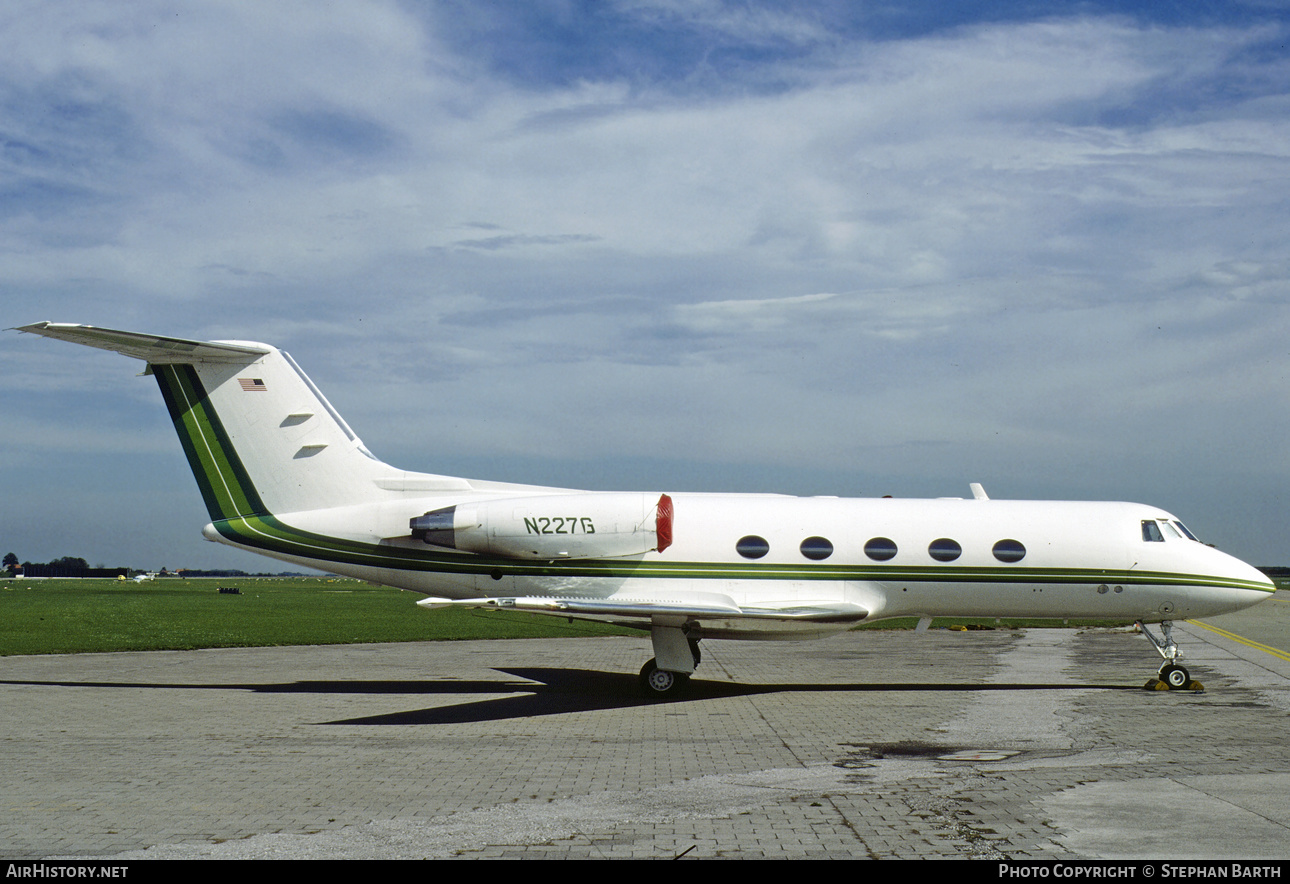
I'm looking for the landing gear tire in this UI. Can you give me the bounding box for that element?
[638,658,689,698]
[1160,664,1191,690]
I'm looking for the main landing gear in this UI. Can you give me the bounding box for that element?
[637,625,701,699]
[1136,620,1202,691]
[639,658,689,695]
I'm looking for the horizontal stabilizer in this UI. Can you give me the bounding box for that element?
[16,322,269,363]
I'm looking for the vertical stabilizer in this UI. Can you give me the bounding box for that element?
[151,349,409,518]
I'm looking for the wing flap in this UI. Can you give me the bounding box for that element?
[417,593,868,623]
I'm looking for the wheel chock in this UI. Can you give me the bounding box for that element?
[1143,677,1204,692]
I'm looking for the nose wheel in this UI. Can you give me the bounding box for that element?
[1137,620,1202,691]
[1158,663,1192,690]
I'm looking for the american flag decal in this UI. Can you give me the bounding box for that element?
[238,378,267,392]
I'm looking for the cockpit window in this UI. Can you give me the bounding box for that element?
[1173,521,1199,541]
[1142,520,1165,542]
[1160,520,1182,539]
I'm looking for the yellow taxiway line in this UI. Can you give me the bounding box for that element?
[1189,617,1290,663]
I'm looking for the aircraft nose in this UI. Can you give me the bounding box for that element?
[1234,556,1275,591]
[1215,550,1276,607]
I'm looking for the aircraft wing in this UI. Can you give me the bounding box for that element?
[417,592,869,624]
[15,322,269,363]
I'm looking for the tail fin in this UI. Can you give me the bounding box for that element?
[18,322,468,520]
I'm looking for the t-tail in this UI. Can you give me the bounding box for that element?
[16,322,475,523]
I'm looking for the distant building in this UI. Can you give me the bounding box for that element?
[18,564,130,579]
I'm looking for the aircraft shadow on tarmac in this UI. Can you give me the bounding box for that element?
[319,669,1145,725]
[0,671,1143,726]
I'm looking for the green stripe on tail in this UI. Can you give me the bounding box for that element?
[153,364,267,521]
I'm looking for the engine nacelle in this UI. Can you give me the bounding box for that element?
[411,492,673,560]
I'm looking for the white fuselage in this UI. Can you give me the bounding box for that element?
[210,492,1273,639]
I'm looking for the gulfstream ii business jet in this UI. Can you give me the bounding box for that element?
[18,322,1275,696]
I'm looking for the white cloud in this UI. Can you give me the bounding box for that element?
[5,5,1290,564]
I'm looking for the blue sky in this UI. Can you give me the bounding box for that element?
[4,0,1290,570]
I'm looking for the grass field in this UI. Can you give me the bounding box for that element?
[0,576,633,656]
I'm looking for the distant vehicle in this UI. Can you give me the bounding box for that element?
[19,322,1274,695]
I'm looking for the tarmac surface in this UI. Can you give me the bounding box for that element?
[3,591,1290,860]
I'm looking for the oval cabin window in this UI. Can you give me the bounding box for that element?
[864,537,898,561]
[992,539,1026,563]
[928,538,962,562]
[800,536,834,560]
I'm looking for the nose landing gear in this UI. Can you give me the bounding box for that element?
[1136,620,1202,691]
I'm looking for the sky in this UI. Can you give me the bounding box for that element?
[3,0,1290,571]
